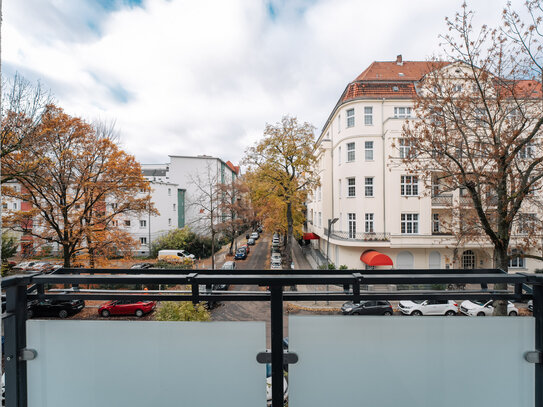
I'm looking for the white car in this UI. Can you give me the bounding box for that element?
[250,232,259,240]
[271,253,281,262]
[270,261,282,270]
[459,300,518,316]
[398,300,458,316]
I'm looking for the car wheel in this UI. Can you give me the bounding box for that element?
[445,310,456,316]
[27,309,34,318]
[383,311,393,316]
[509,311,518,316]
[58,309,69,318]
[101,309,110,318]
[411,310,422,316]
[477,311,486,316]
[135,309,144,318]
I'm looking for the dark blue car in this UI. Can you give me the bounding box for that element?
[235,248,247,260]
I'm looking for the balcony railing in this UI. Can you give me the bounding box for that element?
[431,194,453,206]
[324,228,390,241]
[2,269,543,407]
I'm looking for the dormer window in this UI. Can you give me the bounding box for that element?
[393,86,399,92]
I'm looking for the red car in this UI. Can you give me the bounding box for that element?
[241,244,250,254]
[98,299,156,318]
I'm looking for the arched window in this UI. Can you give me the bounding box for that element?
[462,250,475,269]
[429,251,441,269]
[397,251,414,270]
[509,249,525,268]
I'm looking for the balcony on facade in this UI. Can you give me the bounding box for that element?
[324,228,390,242]
[431,193,453,207]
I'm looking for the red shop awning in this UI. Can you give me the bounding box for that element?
[303,233,320,240]
[360,250,393,266]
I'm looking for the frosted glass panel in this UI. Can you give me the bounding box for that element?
[27,320,265,407]
[289,316,534,407]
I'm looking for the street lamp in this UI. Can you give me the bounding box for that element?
[326,217,339,305]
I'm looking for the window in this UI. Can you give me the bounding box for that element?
[338,179,342,198]
[399,138,412,158]
[365,141,373,161]
[348,213,356,238]
[338,114,341,133]
[431,174,440,196]
[110,203,118,210]
[124,220,131,227]
[401,213,419,234]
[394,107,412,118]
[432,213,440,233]
[168,188,171,196]
[453,84,462,92]
[347,142,355,162]
[318,186,322,202]
[140,237,147,245]
[2,203,7,209]
[519,143,535,159]
[168,218,172,226]
[365,213,374,233]
[509,249,525,268]
[400,175,418,196]
[173,203,176,211]
[338,146,341,165]
[462,250,475,269]
[12,202,17,210]
[346,108,355,127]
[140,220,147,228]
[364,177,374,197]
[364,107,373,125]
[347,178,356,197]
[518,213,537,234]
[318,212,322,227]
[111,220,118,227]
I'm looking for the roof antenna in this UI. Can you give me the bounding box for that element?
[396,54,403,66]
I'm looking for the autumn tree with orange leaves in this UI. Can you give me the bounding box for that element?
[244,116,318,267]
[2,105,154,267]
[401,3,543,314]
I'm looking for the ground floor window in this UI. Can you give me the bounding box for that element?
[348,213,356,239]
[462,250,475,269]
[509,249,525,268]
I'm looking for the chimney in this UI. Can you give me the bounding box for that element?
[396,54,403,65]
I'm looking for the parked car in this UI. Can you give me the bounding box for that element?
[246,233,250,239]
[528,300,533,312]
[270,261,282,270]
[341,300,393,315]
[459,300,518,316]
[234,248,247,260]
[398,300,458,316]
[130,263,152,269]
[157,249,195,261]
[27,299,85,319]
[221,261,236,270]
[250,232,260,240]
[257,226,263,233]
[241,244,250,254]
[13,261,40,271]
[271,253,281,263]
[247,238,255,246]
[98,299,156,317]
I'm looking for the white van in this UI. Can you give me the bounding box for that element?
[157,250,195,261]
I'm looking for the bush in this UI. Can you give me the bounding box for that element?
[155,301,211,321]
[318,263,336,270]
[339,265,349,270]
[150,227,222,259]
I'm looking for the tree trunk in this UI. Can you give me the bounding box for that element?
[63,244,71,268]
[284,201,293,267]
[211,229,215,270]
[493,246,509,316]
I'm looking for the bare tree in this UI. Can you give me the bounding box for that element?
[401,3,543,314]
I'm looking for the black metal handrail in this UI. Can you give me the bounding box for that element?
[3,269,543,407]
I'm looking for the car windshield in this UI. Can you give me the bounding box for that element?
[473,300,487,306]
[411,300,424,304]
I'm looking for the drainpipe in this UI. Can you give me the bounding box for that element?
[381,98,387,235]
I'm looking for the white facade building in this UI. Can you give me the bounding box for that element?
[306,56,543,272]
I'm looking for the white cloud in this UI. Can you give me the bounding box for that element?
[2,0,521,164]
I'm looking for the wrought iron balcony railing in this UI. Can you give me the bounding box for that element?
[431,194,453,206]
[324,228,390,241]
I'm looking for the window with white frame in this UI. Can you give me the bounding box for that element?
[346,109,355,127]
[365,141,373,161]
[2,203,7,209]
[173,203,176,211]
[338,114,341,133]
[140,220,147,228]
[338,179,342,198]
[318,186,322,201]
[399,138,412,158]
[518,213,537,234]
[394,107,412,118]
[347,142,355,162]
[509,249,525,268]
[400,175,418,196]
[519,143,535,159]
[140,237,147,245]
[168,188,171,196]
[365,213,374,233]
[462,250,475,269]
[401,213,419,234]
[319,212,322,227]
[124,220,131,227]
[338,146,341,165]
[168,218,172,226]
[432,213,440,233]
[347,178,356,197]
[453,84,462,93]
[110,203,118,210]
[348,213,356,238]
[364,106,373,125]
[12,202,17,210]
[364,177,374,197]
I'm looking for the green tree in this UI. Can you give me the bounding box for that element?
[151,227,217,260]
[155,301,211,321]
[1,233,18,263]
[244,116,318,266]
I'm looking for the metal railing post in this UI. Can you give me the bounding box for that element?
[5,283,29,407]
[534,283,543,407]
[270,285,284,407]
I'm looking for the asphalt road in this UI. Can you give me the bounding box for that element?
[211,233,292,347]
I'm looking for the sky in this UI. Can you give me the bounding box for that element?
[2,0,523,166]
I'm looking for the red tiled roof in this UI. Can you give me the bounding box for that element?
[341,82,416,101]
[355,61,450,81]
[225,160,239,175]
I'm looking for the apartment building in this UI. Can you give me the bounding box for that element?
[306,56,543,272]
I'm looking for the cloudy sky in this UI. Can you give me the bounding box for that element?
[3,0,519,165]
